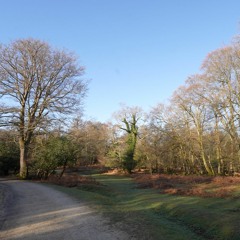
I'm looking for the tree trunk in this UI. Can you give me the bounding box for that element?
[200,143,214,175]
[197,129,214,175]
[59,158,68,178]
[19,139,28,179]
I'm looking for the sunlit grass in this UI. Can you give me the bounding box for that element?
[48,174,240,240]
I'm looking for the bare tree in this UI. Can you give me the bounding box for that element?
[0,39,87,178]
[172,82,215,175]
[201,44,240,173]
[69,119,110,166]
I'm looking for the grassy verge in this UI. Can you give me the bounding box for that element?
[47,174,240,240]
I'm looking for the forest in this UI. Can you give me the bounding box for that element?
[1,36,240,178]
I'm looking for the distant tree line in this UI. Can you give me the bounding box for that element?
[1,36,240,177]
[136,36,240,175]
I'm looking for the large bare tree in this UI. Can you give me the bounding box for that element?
[0,39,87,178]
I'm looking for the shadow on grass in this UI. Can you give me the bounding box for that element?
[50,174,240,240]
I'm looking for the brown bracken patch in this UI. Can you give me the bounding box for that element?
[132,174,240,198]
[44,174,99,188]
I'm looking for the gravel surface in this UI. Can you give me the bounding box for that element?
[0,180,133,240]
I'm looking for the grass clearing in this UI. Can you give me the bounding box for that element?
[47,173,240,239]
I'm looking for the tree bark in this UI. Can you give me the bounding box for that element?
[59,158,68,178]
[19,139,28,179]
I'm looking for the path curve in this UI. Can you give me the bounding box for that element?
[0,180,132,240]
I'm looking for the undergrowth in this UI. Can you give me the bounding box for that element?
[133,174,240,198]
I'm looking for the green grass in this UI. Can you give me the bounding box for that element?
[48,174,240,240]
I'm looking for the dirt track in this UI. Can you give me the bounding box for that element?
[0,180,133,240]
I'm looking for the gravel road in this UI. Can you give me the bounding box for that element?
[0,180,133,240]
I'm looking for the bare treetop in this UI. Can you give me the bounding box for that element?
[0,38,87,127]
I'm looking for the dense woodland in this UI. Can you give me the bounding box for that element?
[1,36,240,178]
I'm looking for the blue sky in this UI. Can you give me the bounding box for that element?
[1,0,240,122]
